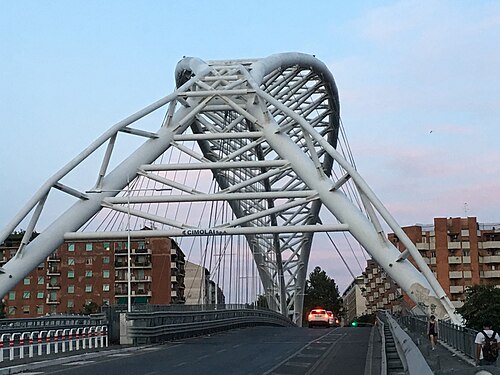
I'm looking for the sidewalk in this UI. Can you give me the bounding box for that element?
[404,328,500,375]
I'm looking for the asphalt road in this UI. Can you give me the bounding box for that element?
[22,326,377,375]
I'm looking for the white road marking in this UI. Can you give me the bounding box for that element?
[63,361,96,366]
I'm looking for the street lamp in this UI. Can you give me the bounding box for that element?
[86,185,171,313]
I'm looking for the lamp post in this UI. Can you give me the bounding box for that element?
[126,185,131,313]
[86,185,171,313]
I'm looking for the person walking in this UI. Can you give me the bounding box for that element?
[475,322,499,367]
[427,315,439,350]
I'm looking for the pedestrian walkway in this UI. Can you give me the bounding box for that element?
[404,328,500,375]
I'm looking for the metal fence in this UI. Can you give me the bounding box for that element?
[399,315,477,359]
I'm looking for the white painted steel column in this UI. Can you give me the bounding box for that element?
[249,101,451,320]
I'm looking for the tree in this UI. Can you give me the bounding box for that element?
[456,284,500,330]
[303,266,342,324]
[81,301,100,315]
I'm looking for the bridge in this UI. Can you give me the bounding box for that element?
[0,53,486,373]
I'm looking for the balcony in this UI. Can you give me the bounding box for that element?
[463,256,471,264]
[46,267,60,276]
[416,243,429,250]
[47,255,60,262]
[133,261,152,268]
[115,275,152,283]
[430,257,437,265]
[481,241,500,249]
[480,270,500,278]
[450,286,464,294]
[133,248,151,255]
[449,271,463,279]
[115,290,152,297]
[46,282,60,290]
[480,256,500,264]
[448,242,462,250]
[171,275,178,283]
[448,256,462,264]
[46,297,60,305]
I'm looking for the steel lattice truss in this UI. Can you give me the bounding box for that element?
[0,53,461,325]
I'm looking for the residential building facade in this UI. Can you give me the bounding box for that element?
[184,260,225,305]
[1,234,186,318]
[342,276,367,324]
[389,217,500,309]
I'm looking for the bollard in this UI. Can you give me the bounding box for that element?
[62,329,70,353]
[9,333,18,361]
[75,329,81,351]
[38,331,46,356]
[0,338,3,362]
[46,331,54,355]
[94,327,99,348]
[69,329,76,352]
[29,332,36,358]
[54,330,62,354]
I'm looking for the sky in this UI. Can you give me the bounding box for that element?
[1,0,500,293]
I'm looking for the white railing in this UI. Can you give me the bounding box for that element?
[0,325,108,362]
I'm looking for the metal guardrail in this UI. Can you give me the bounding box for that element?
[399,315,477,360]
[0,325,108,362]
[126,307,295,344]
[0,314,106,335]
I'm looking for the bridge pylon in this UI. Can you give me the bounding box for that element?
[0,53,461,325]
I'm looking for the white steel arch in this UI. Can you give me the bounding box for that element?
[0,52,460,325]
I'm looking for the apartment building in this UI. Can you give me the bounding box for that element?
[1,233,186,318]
[342,276,367,324]
[361,259,403,315]
[184,260,225,305]
[389,217,500,309]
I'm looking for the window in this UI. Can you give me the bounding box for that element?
[103,242,110,251]
[103,299,110,306]
[36,305,44,314]
[38,276,44,285]
[23,277,30,285]
[37,291,44,299]
[8,306,16,315]
[37,263,44,270]
[85,285,92,292]
[85,257,93,265]
[68,257,75,266]
[463,249,470,256]
[68,285,75,294]
[103,256,110,264]
[138,241,145,249]
[50,291,57,300]
[86,243,93,251]
[67,270,75,278]
[68,243,75,252]
[23,291,30,299]
[8,291,15,300]
[103,270,110,278]
[23,306,30,314]
[85,270,93,278]
[103,284,110,292]
[116,242,122,250]
[67,300,74,308]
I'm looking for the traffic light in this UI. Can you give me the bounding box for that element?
[351,320,358,327]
